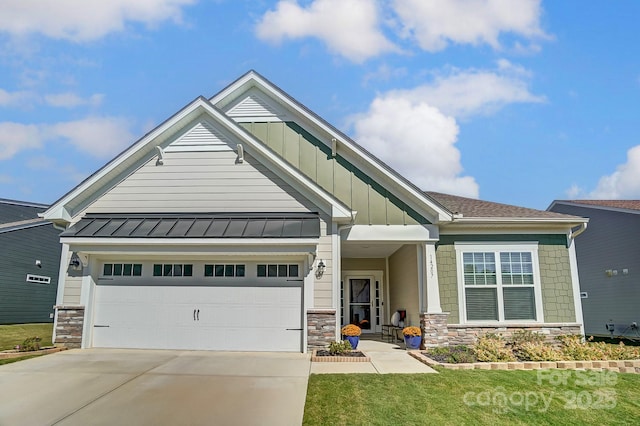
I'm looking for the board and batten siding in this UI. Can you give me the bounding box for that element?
[0,224,62,324]
[239,122,427,226]
[84,151,315,214]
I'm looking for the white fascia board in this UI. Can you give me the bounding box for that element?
[342,224,439,242]
[42,98,208,223]
[451,217,589,226]
[210,72,452,224]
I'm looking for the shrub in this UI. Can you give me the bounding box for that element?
[328,340,353,355]
[510,330,545,346]
[340,324,362,336]
[402,326,421,337]
[20,336,41,352]
[514,342,562,361]
[473,334,516,362]
[557,335,606,361]
[428,345,477,364]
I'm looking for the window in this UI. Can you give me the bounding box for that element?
[102,263,142,277]
[204,264,245,277]
[257,264,299,278]
[456,244,541,322]
[153,264,193,277]
[26,274,51,284]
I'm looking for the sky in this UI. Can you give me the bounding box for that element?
[1,0,639,211]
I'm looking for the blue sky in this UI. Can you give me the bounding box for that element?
[1,0,639,210]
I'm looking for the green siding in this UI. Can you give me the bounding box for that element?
[239,121,428,225]
[436,234,576,324]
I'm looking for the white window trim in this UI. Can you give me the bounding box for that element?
[454,242,545,324]
[26,274,51,284]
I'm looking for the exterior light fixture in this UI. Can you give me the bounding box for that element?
[316,259,326,278]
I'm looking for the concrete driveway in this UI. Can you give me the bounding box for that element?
[0,349,311,426]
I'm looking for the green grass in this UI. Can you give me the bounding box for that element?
[0,323,53,351]
[0,354,45,365]
[303,369,640,425]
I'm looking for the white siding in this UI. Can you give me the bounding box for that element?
[225,88,288,122]
[314,216,334,308]
[85,150,314,214]
[63,275,82,305]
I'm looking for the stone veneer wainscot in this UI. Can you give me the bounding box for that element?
[54,306,84,349]
[307,309,336,351]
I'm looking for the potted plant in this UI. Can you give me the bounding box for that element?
[341,324,362,349]
[402,326,422,350]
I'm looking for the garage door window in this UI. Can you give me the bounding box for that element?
[153,264,193,277]
[204,264,246,277]
[257,264,299,278]
[103,263,142,277]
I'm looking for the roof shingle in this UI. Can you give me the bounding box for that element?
[426,191,580,219]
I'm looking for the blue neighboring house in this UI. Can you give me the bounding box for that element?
[549,200,640,341]
[0,199,62,324]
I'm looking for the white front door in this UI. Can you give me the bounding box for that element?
[341,273,383,333]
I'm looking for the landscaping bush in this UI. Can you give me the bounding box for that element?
[328,340,353,355]
[19,336,41,352]
[427,345,477,364]
[473,334,516,362]
[510,329,545,346]
[514,341,562,361]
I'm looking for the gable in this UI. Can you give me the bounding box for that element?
[225,87,289,122]
[43,97,352,225]
[82,118,320,215]
[212,72,452,224]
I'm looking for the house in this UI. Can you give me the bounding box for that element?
[41,70,588,352]
[0,199,62,324]
[549,200,640,340]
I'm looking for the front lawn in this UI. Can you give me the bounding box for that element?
[0,323,53,351]
[304,369,640,425]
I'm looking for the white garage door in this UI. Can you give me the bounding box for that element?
[92,284,303,352]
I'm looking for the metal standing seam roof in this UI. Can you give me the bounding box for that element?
[60,213,321,239]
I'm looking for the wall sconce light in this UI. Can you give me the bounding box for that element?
[315,259,326,278]
[35,260,42,268]
[69,256,81,270]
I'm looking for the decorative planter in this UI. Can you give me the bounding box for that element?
[404,335,421,350]
[343,335,360,349]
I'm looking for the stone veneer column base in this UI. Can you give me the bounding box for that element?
[307,309,336,351]
[420,312,450,348]
[54,305,85,349]
[447,323,583,346]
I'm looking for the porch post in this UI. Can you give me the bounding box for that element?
[423,242,442,313]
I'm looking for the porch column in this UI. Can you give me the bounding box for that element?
[423,242,442,313]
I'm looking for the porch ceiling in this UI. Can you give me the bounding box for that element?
[341,242,403,258]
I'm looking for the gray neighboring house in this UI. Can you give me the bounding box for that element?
[549,200,640,340]
[0,199,62,324]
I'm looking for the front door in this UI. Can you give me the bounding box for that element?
[342,273,383,333]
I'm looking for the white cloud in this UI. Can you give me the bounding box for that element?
[0,122,43,159]
[385,61,545,118]
[0,116,134,160]
[255,0,397,63]
[392,0,547,52]
[351,94,479,197]
[44,93,104,108]
[589,145,640,199]
[0,88,36,107]
[49,117,134,158]
[0,0,195,42]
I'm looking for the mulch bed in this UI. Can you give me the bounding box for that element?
[311,350,371,362]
